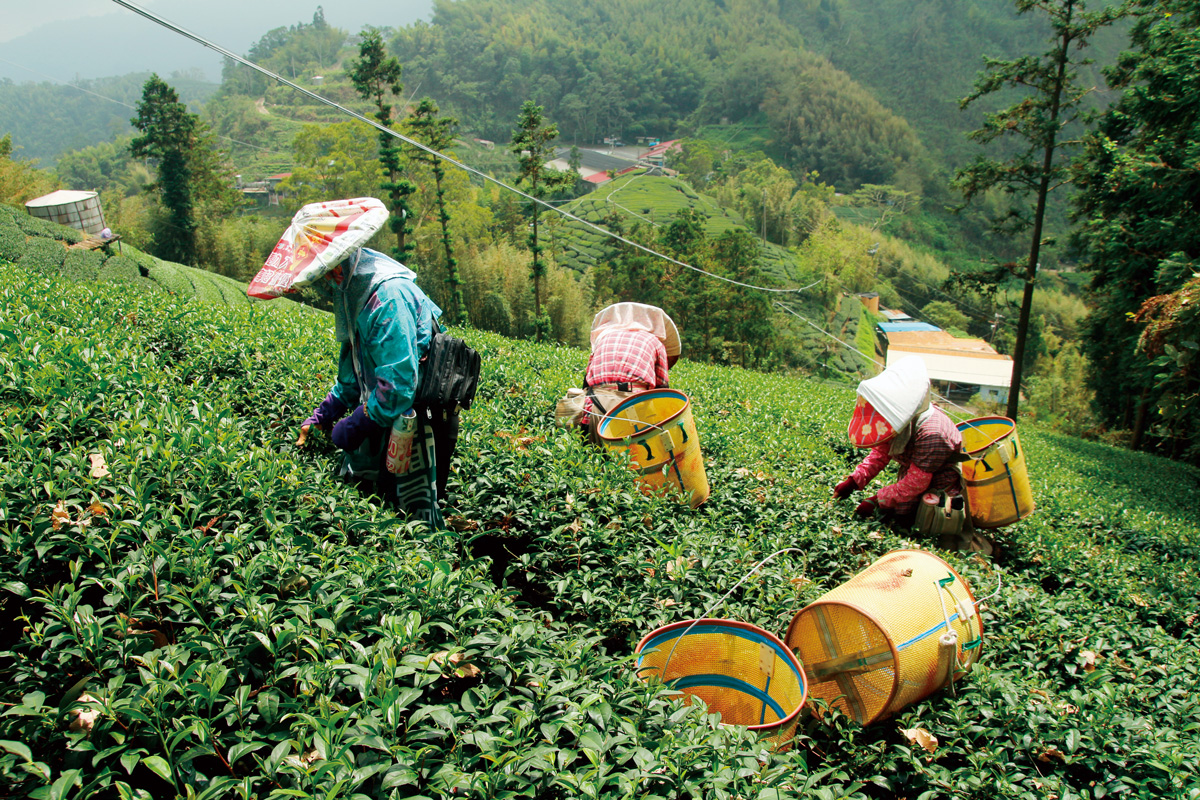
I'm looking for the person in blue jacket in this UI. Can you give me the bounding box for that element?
[295,247,450,529]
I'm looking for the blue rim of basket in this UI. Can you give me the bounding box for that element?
[637,622,806,723]
[596,389,687,438]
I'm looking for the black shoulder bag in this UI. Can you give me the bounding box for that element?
[413,317,482,415]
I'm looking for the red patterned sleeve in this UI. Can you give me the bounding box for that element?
[877,464,934,509]
[850,444,892,489]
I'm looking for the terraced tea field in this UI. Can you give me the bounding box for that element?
[0,255,1198,799]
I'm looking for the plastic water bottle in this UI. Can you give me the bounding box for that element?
[385,411,417,475]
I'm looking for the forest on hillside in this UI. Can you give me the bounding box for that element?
[0,0,1197,462]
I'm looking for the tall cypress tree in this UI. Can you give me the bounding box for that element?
[510,101,573,342]
[130,74,197,265]
[406,98,465,324]
[349,28,415,263]
[954,0,1122,421]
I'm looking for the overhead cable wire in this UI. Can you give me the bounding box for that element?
[110,0,810,297]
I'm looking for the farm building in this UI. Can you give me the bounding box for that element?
[547,148,640,185]
[879,308,913,322]
[877,322,1013,403]
[640,139,682,166]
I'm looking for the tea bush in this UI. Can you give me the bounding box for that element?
[1,261,1198,799]
[0,204,269,309]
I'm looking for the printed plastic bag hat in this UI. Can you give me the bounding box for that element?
[590,302,681,356]
[247,197,388,299]
[848,395,896,447]
[853,356,930,435]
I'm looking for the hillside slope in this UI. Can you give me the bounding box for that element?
[555,172,799,284]
[0,203,272,307]
[1,264,1197,797]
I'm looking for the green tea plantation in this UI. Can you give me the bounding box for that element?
[1,257,1198,800]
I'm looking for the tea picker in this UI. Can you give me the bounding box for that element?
[557,302,680,444]
[247,197,479,530]
[831,357,994,553]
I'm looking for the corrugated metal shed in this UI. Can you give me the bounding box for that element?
[880,308,912,321]
[878,321,941,333]
[879,326,1013,388]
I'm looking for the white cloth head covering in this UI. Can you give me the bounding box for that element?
[589,302,681,356]
[856,356,933,455]
[248,197,388,299]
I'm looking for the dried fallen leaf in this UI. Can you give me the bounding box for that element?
[565,519,583,535]
[665,556,695,577]
[88,453,110,479]
[1130,594,1148,607]
[1080,650,1099,672]
[88,501,107,517]
[68,693,100,733]
[735,467,752,478]
[868,530,884,540]
[445,516,479,532]
[1038,746,1066,763]
[901,727,938,754]
[51,501,70,531]
[285,747,322,768]
[454,661,482,679]
[789,576,812,587]
[430,651,481,678]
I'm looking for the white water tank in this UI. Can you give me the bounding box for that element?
[25,190,107,235]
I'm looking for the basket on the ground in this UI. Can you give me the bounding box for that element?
[784,550,982,725]
[635,618,809,750]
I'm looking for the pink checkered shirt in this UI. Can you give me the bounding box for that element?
[582,329,670,415]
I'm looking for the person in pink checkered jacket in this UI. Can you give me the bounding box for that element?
[579,303,680,444]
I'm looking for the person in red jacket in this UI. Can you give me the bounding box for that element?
[832,357,963,526]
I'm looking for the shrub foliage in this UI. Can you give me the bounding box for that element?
[0,262,1198,799]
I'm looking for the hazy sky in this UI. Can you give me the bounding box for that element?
[0,0,433,83]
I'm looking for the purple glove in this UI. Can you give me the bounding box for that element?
[332,404,386,452]
[303,392,349,432]
[833,475,859,500]
[855,495,879,518]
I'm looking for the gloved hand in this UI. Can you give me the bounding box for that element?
[855,495,879,518]
[297,392,349,447]
[833,475,859,500]
[332,404,386,452]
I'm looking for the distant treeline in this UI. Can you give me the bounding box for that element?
[0,73,217,166]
